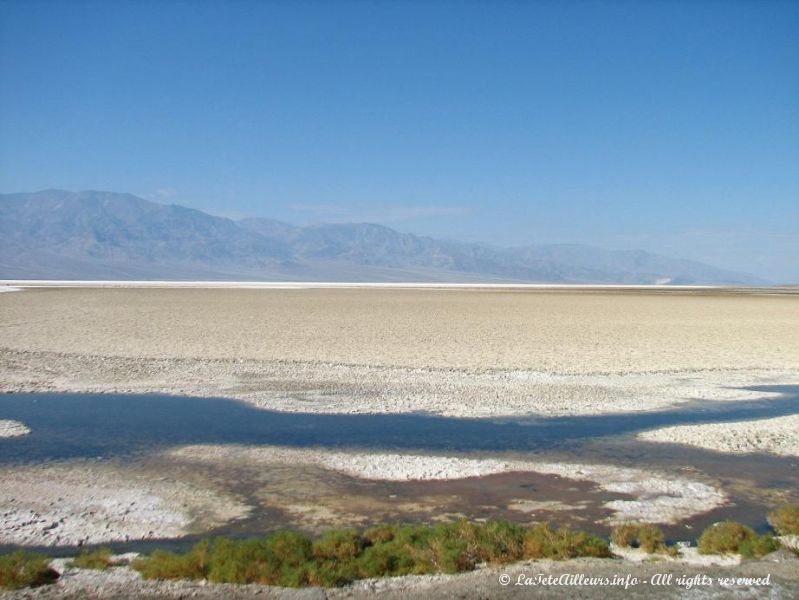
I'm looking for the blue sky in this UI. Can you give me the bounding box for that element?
[1,0,797,281]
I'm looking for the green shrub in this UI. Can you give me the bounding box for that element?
[132,539,210,580]
[768,505,799,536]
[363,523,440,575]
[611,524,638,548]
[363,524,396,545]
[698,521,780,558]
[0,551,59,590]
[611,523,668,554]
[474,520,526,563]
[739,534,781,559]
[358,536,419,578]
[309,530,362,586]
[698,521,755,555]
[69,547,116,570]
[313,529,363,562]
[208,538,274,585]
[207,532,313,586]
[637,524,666,554]
[523,522,611,560]
[134,532,317,587]
[133,520,613,588]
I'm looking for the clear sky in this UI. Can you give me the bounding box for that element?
[1,0,797,281]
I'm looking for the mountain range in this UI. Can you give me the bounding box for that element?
[0,190,766,284]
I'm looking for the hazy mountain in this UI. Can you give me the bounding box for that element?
[236,217,300,243]
[1,189,288,261]
[0,190,767,284]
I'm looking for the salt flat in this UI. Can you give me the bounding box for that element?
[0,461,248,546]
[0,419,30,438]
[638,414,799,457]
[1,285,798,549]
[168,445,727,524]
[0,286,797,373]
[1,287,797,420]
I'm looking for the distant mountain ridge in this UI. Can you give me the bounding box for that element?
[0,190,767,284]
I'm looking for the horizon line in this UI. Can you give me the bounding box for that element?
[2,280,795,293]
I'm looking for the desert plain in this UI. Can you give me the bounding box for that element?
[1,284,798,598]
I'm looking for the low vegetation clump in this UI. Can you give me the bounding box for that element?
[522,522,611,560]
[738,534,782,559]
[132,520,610,587]
[68,547,118,570]
[132,540,211,581]
[0,551,59,590]
[610,524,638,548]
[637,524,666,553]
[698,521,780,558]
[611,523,668,554]
[4,510,792,590]
[768,505,799,536]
